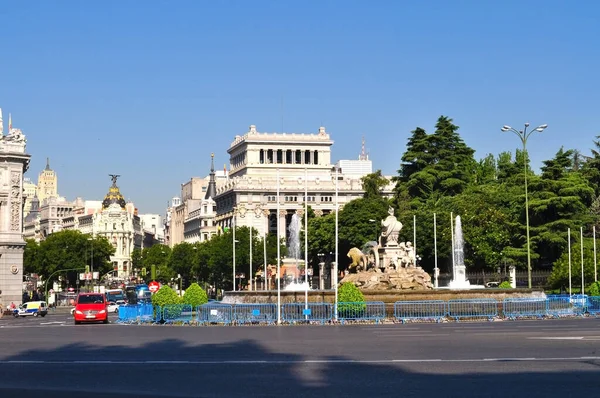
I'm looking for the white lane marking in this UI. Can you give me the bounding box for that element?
[40,321,66,325]
[528,337,585,340]
[1,357,599,365]
[369,334,450,337]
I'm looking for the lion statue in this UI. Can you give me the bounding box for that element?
[347,247,368,273]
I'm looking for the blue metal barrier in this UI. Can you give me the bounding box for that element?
[337,301,385,324]
[117,305,140,324]
[394,300,447,322]
[234,303,277,325]
[137,303,158,323]
[502,298,547,319]
[546,295,585,317]
[282,303,333,324]
[197,303,234,325]
[163,304,193,324]
[587,296,600,315]
[447,299,498,321]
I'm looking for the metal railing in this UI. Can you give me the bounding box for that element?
[114,296,600,326]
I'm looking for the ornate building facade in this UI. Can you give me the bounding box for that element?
[213,125,393,238]
[37,158,58,204]
[0,108,30,305]
[64,176,144,278]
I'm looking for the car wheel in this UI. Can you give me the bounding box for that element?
[74,320,80,325]
[40,314,46,317]
[33,312,38,317]
[103,318,109,324]
[13,313,18,318]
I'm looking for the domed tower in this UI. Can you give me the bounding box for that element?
[102,174,127,210]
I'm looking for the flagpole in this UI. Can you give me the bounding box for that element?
[594,225,597,283]
[434,212,438,288]
[568,227,572,296]
[276,169,281,325]
[232,210,236,291]
[334,166,339,321]
[450,212,455,281]
[304,168,309,320]
[581,227,585,296]
[249,222,253,292]
[413,214,417,265]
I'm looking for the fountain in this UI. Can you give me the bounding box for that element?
[281,213,307,289]
[448,215,484,289]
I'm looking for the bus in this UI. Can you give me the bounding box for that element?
[105,289,126,303]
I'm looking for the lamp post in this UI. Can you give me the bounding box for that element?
[232,207,237,291]
[500,122,548,289]
[87,237,94,292]
[333,165,340,320]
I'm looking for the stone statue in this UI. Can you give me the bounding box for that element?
[109,174,121,186]
[381,206,402,247]
[405,241,415,267]
[4,128,26,144]
[347,247,368,273]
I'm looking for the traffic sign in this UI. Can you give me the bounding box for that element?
[148,281,160,293]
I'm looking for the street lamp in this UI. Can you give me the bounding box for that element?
[332,165,341,320]
[232,207,237,292]
[500,122,548,288]
[87,237,94,292]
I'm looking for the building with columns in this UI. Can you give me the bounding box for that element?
[213,125,393,240]
[22,177,37,217]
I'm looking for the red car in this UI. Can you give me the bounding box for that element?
[73,293,109,324]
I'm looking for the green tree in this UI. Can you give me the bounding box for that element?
[361,170,389,199]
[35,231,114,288]
[169,242,196,286]
[23,239,41,275]
[182,282,208,307]
[151,285,181,307]
[142,244,173,282]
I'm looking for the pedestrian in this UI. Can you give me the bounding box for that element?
[0,290,4,319]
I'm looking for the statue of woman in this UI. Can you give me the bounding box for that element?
[381,206,402,246]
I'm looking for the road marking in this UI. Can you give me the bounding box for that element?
[40,321,66,325]
[528,337,585,340]
[1,357,599,365]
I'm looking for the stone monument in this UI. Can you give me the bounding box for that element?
[342,207,433,290]
[0,109,31,305]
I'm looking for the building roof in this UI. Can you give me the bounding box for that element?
[102,176,126,209]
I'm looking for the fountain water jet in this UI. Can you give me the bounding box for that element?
[447,215,484,289]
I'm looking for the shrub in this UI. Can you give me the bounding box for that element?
[499,281,512,289]
[588,281,600,297]
[152,285,181,308]
[183,283,208,308]
[338,282,366,317]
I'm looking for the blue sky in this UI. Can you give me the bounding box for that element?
[1,1,599,215]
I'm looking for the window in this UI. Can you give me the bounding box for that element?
[304,196,315,202]
[295,150,302,164]
[285,196,298,202]
[314,150,319,164]
[203,205,207,213]
[277,149,283,164]
[267,195,277,202]
[321,196,332,202]
[286,150,292,164]
[259,149,265,164]
[305,150,311,164]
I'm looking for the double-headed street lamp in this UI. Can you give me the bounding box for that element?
[500,122,548,289]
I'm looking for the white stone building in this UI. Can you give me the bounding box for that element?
[213,125,394,239]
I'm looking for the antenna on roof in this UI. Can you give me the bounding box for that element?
[359,136,368,160]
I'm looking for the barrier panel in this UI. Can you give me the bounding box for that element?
[394,300,447,322]
[197,303,234,325]
[447,299,498,321]
[281,303,333,324]
[234,303,277,325]
[136,303,159,323]
[337,301,385,323]
[502,298,547,319]
[587,296,600,315]
[163,304,194,324]
[546,295,585,317]
[117,305,140,324]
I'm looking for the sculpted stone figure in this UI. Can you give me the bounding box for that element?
[381,206,402,247]
[347,247,368,272]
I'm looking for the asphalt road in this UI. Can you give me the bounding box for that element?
[1,314,599,397]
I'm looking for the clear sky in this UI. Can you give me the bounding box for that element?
[1,0,599,215]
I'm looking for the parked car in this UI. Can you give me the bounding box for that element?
[485,282,500,288]
[107,300,126,313]
[73,293,108,324]
[13,301,48,318]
